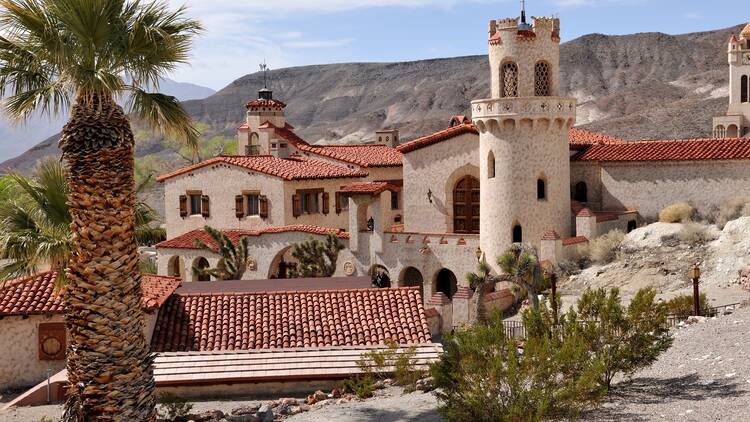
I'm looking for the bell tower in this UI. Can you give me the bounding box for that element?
[713,23,750,138]
[238,62,288,156]
[473,8,576,272]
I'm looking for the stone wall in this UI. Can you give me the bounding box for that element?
[401,132,479,234]
[0,315,66,390]
[599,160,750,219]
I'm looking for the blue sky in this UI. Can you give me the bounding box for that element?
[170,0,745,90]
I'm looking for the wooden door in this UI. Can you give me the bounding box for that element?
[453,176,480,234]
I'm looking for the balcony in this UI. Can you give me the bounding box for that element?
[471,96,576,121]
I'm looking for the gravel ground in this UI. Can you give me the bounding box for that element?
[3,308,748,422]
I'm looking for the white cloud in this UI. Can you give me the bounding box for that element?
[284,38,354,49]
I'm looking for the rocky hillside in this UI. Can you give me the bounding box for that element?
[0,23,743,173]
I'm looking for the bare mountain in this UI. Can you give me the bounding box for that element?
[1,24,743,173]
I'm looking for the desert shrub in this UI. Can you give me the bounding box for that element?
[569,287,673,390]
[661,293,710,318]
[658,202,695,223]
[707,197,750,228]
[341,375,376,399]
[157,392,193,420]
[576,230,625,265]
[355,339,423,388]
[677,222,715,244]
[432,309,606,422]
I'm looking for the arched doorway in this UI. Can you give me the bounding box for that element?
[193,257,210,282]
[435,269,458,299]
[400,267,424,298]
[453,176,480,234]
[167,256,182,279]
[371,265,391,288]
[573,181,588,203]
[727,124,739,138]
[512,225,523,244]
[268,247,298,279]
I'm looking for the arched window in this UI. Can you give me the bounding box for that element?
[453,176,480,234]
[488,151,496,179]
[501,62,518,98]
[194,257,210,282]
[512,225,523,244]
[400,267,424,298]
[435,269,458,299]
[727,124,739,138]
[168,256,182,279]
[246,132,260,155]
[537,178,547,200]
[742,75,748,103]
[574,181,588,203]
[534,61,551,96]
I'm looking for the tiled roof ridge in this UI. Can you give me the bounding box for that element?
[157,225,350,250]
[275,127,402,167]
[175,286,421,298]
[397,123,478,153]
[575,136,750,162]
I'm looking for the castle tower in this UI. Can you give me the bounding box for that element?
[472,13,576,271]
[713,23,750,138]
[238,64,289,156]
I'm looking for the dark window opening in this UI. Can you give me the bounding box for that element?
[742,75,748,103]
[391,191,400,210]
[195,257,210,282]
[189,194,202,215]
[436,269,458,299]
[512,225,523,243]
[573,181,588,203]
[246,194,260,216]
[627,220,637,233]
[488,151,496,179]
[537,179,547,200]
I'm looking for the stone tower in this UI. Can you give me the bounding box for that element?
[713,23,750,138]
[238,87,288,156]
[472,13,576,271]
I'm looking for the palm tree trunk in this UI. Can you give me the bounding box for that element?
[60,96,156,421]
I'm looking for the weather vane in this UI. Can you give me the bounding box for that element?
[519,0,531,30]
[260,60,269,89]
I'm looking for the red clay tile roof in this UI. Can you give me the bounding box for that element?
[574,137,750,162]
[595,211,619,223]
[562,236,589,246]
[568,128,622,148]
[397,124,479,153]
[157,226,349,250]
[426,292,451,306]
[273,126,402,167]
[340,181,401,195]
[489,31,502,45]
[541,230,561,240]
[156,155,367,182]
[238,123,249,130]
[741,22,750,39]
[449,115,471,127]
[246,98,287,109]
[0,272,181,316]
[577,208,595,217]
[150,287,431,352]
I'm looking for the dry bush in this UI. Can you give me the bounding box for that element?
[577,230,625,265]
[707,197,750,228]
[658,202,695,223]
[677,222,715,244]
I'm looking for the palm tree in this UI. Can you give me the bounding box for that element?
[193,225,251,280]
[0,159,165,285]
[0,1,201,419]
[497,243,544,310]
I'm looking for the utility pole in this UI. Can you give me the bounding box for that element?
[691,264,701,316]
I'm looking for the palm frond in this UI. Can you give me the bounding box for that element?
[126,86,199,148]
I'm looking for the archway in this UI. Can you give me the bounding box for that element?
[268,246,298,279]
[193,257,210,282]
[399,266,424,298]
[573,181,588,203]
[727,124,739,138]
[512,224,523,244]
[435,269,458,299]
[371,265,391,288]
[167,256,182,279]
[453,175,480,234]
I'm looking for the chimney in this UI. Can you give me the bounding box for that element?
[375,129,399,148]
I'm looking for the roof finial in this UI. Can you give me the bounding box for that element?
[260,60,269,89]
[519,0,532,30]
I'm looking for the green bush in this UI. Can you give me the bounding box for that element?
[658,202,695,223]
[576,229,625,265]
[432,309,606,422]
[157,392,193,420]
[341,375,376,399]
[569,288,673,389]
[661,293,710,318]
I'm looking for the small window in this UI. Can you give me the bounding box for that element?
[391,191,400,210]
[300,191,319,214]
[246,194,260,216]
[537,179,546,200]
[488,151,495,179]
[627,220,637,233]
[742,75,748,104]
[271,143,278,149]
[573,181,588,203]
[394,214,402,224]
[534,61,551,96]
[501,62,518,98]
[189,194,202,215]
[512,224,523,243]
[280,143,288,148]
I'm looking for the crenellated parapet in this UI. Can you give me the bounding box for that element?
[472,96,576,135]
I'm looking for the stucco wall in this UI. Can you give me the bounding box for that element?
[599,160,750,219]
[570,161,603,209]
[0,315,66,390]
[401,133,479,234]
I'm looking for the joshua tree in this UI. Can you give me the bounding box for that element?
[0,1,201,419]
[290,233,344,278]
[497,243,544,309]
[465,258,493,324]
[193,225,251,280]
[0,159,164,285]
